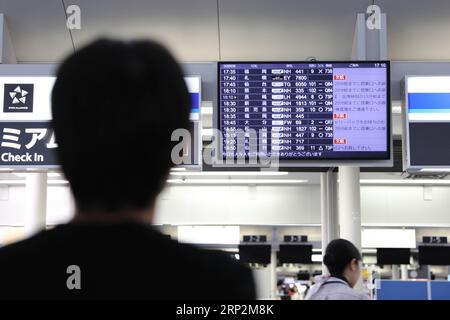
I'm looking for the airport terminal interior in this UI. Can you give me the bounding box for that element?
[1,0,450,300]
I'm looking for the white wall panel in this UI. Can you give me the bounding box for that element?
[1,184,450,227]
[0,185,74,226]
[362,228,416,248]
[362,186,450,226]
[154,185,321,225]
[3,0,450,62]
[218,0,366,61]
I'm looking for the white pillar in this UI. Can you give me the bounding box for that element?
[269,227,278,299]
[24,172,47,237]
[349,9,387,292]
[338,166,362,289]
[392,265,400,280]
[401,265,408,280]
[320,170,338,274]
[351,13,366,60]
[347,10,387,248]
[352,12,387,61]
[269,249,277,299]
[0,13,17,63]
[338,167,362,249]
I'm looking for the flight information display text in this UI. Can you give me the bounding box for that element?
[218,62,390,160]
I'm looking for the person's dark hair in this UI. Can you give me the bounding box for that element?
[51,38,190,212]
[323,239,362,278]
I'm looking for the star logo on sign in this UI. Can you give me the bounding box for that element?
[9,86,29,104]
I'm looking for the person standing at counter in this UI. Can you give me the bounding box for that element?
[0,39,255,300]
[305,239,370,300]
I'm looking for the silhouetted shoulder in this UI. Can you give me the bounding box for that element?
[0,223,255,300]
[129,226,256,299]
[165,240,255,298]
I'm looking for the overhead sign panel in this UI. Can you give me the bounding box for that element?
[0,72,201,168]
[0,121,57,167]
[216,61,392,167]
[0,76,55,121]
[403,76,450,173]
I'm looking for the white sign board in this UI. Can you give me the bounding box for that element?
[362,228,416,248]
[0,76,56,121]
[177,226,240,245]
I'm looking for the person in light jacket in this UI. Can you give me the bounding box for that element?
[305,239,370,300]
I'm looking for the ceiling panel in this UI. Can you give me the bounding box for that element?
[218,0,369,61]
[68,0,220,62]
[1,0,450,62]
[0,0,73,62]
[378,0,450,60]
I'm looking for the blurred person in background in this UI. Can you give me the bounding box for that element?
[305,239,369,300]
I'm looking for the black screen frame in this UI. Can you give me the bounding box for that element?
[418,245,450,266]
[216,60,391,162]
[376,248,411,265]
[278,244,313,264]
[238,244,271,264]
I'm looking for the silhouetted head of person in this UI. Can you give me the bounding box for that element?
[323,239,362,287]
[51,39,190,216]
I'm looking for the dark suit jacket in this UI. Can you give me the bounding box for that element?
[0,222,255,299]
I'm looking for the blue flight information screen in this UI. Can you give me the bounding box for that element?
[218,62,390,160]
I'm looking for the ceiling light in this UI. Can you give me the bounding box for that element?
[166,179,307,185]
[170,171,288,176]
[48,172,61,177]
[420,168,450,173]
[202,129,214,136]
[391,100,402,114]
[201,106,213,115]
[12,172,28,178]
[0,180,23,185]
[360,179,450,185]
[0,180,69,185]
[13,172,61,178]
